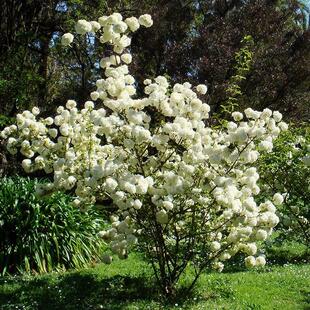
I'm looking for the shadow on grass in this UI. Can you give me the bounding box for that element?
[0,272,230,309]
[0,272,159,310]
[0,265,241,309]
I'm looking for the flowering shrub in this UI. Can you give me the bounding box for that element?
[1,13,288,296]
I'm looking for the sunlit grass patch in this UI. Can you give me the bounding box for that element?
[0,254,309,309]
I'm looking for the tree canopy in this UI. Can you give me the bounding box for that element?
[0,0,309,121]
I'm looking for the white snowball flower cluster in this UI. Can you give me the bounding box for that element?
[75,19,92,34]
[61,33,74,46]
[138,14,153,28]
[125,17,140,32]
[245,255,266,268]
[1,13,286,283]
[196,84,208,95]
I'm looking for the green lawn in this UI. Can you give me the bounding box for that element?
[0,254,309,310]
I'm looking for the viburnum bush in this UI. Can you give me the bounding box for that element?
[1,13,288,296]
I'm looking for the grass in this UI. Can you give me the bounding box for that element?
[0,253,309,310]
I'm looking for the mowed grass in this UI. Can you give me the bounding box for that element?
[0,253,309,310]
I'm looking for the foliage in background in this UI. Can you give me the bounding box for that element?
[0,177,105,275]
[0,115,14,130]
[214,34,254,125]
[0,0,109,115]
[167,0,310,120]
[0,0,309,121]
[265,240,309,265]
[258,126,310,246]
[220,35,254,116]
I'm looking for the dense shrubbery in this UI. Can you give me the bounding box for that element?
[265,240,309,265]
[258,126,310,246]
[0,177,105,275]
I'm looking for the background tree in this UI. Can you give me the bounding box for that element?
[0,0,108,116]
[165,0,310,120]
[1,0,309,120]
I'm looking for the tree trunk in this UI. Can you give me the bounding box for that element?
[38,34,51,109]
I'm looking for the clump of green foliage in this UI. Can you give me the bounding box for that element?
[0,177,105,275]
[258,126,310,247]
[0,114,14,130]
[220,35,254,116]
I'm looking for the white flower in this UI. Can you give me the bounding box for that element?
[123,182,136,194]
[244,243,257,255]
[144,79,151,85]
[100,57,111,69]
[273,111,282,122]
[244,108,261,119]
[72,199,81,207]
[235,127,248,143]
[48,128,58,138]
[66,176,77,190]
[98,16,108,26]
[261,108,272,120]
[60,124,70,136]
[278,121,288,131]
[22,159,32,172]
[75,20,92,34]
[105,178,118,192]
[133,199,142,210]
[273,193,284,206]
[90,21,101,32]
[32,107,40,116]
[118,35,131,48]
[98,231,107,239]
[61,33,74,46]
[113,21,128,33]
[255,256,266,267]
[210,241,221,251]
[127,234,138,245]
[125,17,140,32]
[110,13,122,23]
[243,197,257,212]
[245,256,256,268]
[232,112,243,121]
[66,100,77,110]
[121,53,132,64]
[138,14,153,27]
[266,213,280,227]
[7,137,16,146]
[84,101,94,109]
[91,91,100,101]
[44,117,53,125]
[183,82,191,89]
[196,84,208,95]
[255,229,268,241]
[259,140,273,152]
[162,201,174,211]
